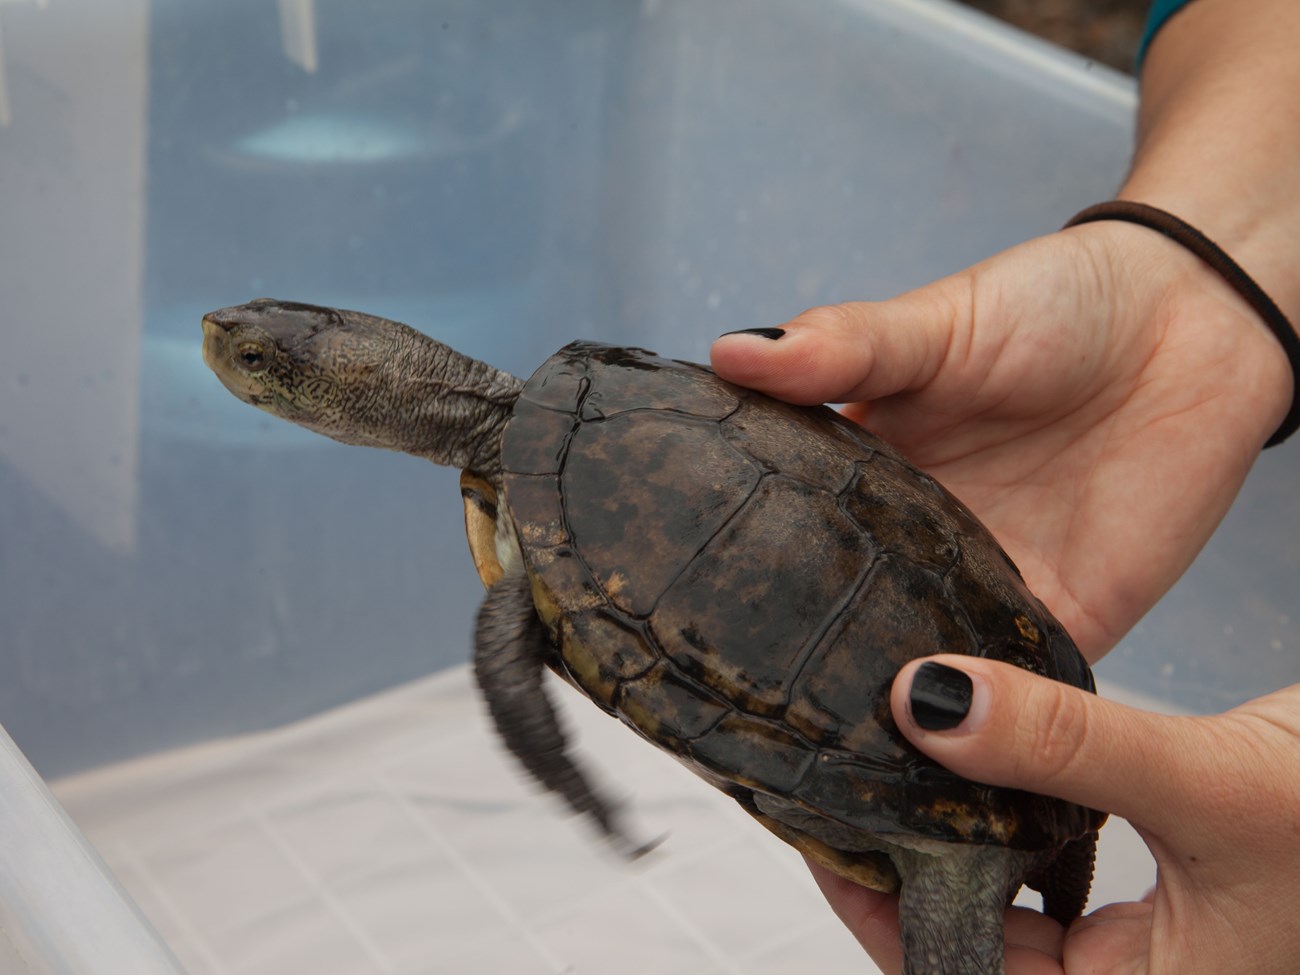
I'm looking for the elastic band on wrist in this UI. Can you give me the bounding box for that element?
[1065,200,1300,448]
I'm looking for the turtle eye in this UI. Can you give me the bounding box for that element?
[237,341,271,372]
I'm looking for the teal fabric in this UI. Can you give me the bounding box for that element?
[1139,0,1198,68]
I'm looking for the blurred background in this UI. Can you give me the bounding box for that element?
[2,0,1157,782]
[960,0,1145,70]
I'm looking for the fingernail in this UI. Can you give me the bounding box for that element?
[908,662,972,731]
[720,327,785,340]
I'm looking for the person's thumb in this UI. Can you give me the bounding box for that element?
[889,654,1214,841]
[709,283,968,407]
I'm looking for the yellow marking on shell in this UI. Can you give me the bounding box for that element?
[527,573,563,630]
[527,554,606,615]
[604,571,628,597]
[614,682,662,740]
[519,517,566,548]
[1015,614,1041,644]
[460,471,503,589]
[528,574,621,709]
[750,810,900,893]
[528,547,556,569]
[925,797,1012,845]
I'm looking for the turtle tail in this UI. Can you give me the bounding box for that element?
[1026,831,1098,926]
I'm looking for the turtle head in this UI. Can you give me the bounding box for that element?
[202,298,522,476]
[202,298,404,446]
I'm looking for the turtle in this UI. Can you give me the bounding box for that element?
[202,298,1105,975]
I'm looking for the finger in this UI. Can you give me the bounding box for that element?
[890,655,1212,836]
[805,859,904,974]
[1061,901,1152,974]
[709,285,966,406]
[1004,943,1067,975]
[1004,905,1066,962]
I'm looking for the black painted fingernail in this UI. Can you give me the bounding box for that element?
[721,327,785,340]
[909,662,973,731]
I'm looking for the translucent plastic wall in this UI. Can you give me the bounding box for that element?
[2,0,1294,781]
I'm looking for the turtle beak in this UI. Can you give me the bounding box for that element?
[200,314,230,371]
[201,311,267,407]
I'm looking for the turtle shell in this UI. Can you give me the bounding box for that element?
[497,341,1102,883]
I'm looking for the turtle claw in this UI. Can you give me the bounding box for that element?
[603,816,667,861]
[625,831,668,861]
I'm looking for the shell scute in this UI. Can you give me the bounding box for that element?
[522,351,589,413]
[573,346,739,420]
[841,456,963,571]
[560,410,759,618]
[721,397,861,494]
[651,475,876,717]
[558,607,659,709]
[504,399,574,476]
[687,714,817,796]
[615,661,731,751]
[501,474,566,550]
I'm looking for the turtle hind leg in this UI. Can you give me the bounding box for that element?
[893,843,1038,975]
[750,793,1025,974]
[473,571,655,859]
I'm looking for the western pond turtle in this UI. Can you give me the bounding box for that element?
[201,299,1105,975]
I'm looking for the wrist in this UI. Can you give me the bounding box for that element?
[1126,0,1300,325]
[1114,176,1300,332]
[1116,0,1300,447]
[1061,216,1293,452]
[1066,202,1297,446]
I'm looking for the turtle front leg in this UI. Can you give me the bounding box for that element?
[473,571,655,858]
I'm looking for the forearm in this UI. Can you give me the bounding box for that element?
[1122,0,1300,323]
[1108,0,1299,446]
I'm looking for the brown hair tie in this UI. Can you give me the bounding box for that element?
[1065,201,1300,448]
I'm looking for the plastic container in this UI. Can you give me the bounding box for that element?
[0,727,183,973]
[2,0,1295,972]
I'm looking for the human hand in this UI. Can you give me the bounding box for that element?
[710,223,1292,660]
[807,654,1300,975]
